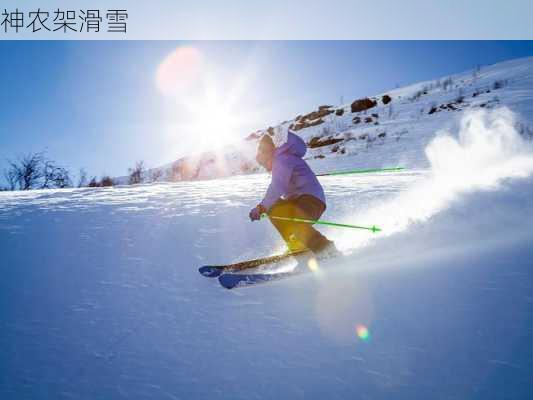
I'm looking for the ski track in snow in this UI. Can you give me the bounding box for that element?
[3,55,533,398]
[1,166,533,399]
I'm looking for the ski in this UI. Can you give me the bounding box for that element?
[218,269,304,289]
[198,249,311,278]
[217,251,343,289]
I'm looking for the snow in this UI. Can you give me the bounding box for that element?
[2,58,533,399]
[144,56,533,183]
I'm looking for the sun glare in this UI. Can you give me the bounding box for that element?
[157,45,256,153]
[186,93,245,149]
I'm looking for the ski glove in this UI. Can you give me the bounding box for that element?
[249,204,267,222]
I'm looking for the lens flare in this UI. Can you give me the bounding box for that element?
[156,46,204,96]
[307,257,319,272]
[355,324,370,341]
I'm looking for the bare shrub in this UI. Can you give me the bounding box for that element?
[78,168,88,188]
[128,161,145,185]
[101,176,114,187]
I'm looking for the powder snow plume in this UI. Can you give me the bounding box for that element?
[337,107,533,250]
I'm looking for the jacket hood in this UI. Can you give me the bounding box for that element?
[274,128,306,158]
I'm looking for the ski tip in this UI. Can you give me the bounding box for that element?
[218,274,241,289]
[199,266,223,278]
[218,273,255,289]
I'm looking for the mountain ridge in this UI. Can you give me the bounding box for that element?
[117,55,533,184]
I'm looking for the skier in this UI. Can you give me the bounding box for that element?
[249,126,339,258]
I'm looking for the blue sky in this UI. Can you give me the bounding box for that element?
[1,41,533,182]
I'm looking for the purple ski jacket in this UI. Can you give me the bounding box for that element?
[260,131,326,211]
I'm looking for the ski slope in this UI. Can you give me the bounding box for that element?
[2,108,533,399]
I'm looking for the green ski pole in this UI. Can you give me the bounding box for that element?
[261,214,381,233]
[316,167,404,177]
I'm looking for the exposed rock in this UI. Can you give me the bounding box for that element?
[292,123,306,131]
[378,132,387,139]
[292,118,325,131]
[319,105,333,110]
[308,136,344,149]
[351,98,377,113]
[364,117,373,123]
[308,136,321,148]
[308,118,325,127]
[335,108,344,116]
[382,94,392,105]
[352,116,361,124]
[301,108,334,121]
[371,113,379,118]
[429,99,466,114]
[315,154,325,159]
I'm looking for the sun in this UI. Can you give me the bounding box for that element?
[186,92,245,150]
[157,45,256,153]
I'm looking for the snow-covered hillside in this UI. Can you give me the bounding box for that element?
[2,96,533,398]
[145,56,533,182]
[3,55,533,399]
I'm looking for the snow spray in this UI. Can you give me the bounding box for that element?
[336,107,533,250]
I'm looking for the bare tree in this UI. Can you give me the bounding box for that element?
[41,159,56,189]
[52,167,72,188]
[128,161,145,185]
[4,152,75,191]
[3,167,18,191]
[149,168,163,183]
[7,152,45,190]
[41,160,71,189]
[78,168,88,188]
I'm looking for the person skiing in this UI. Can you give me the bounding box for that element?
[249,126,339,258]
